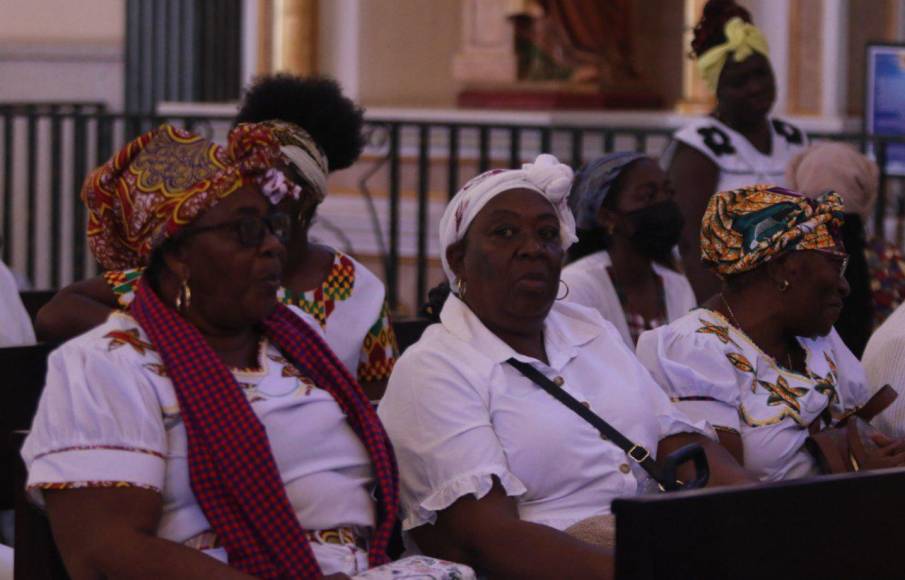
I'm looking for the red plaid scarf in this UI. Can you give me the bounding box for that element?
[130,279,399,578]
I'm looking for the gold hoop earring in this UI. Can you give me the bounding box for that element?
[456,279,467,300]
[557,279,570,301]
[175,279,192,313]
[778,280,790,292]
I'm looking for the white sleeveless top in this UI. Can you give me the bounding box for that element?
[662,116,809,192]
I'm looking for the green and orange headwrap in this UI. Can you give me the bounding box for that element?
[82,123,290,270]
[701,184,845,277]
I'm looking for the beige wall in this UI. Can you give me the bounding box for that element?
[0,0,123,43]
[356,0,461,107]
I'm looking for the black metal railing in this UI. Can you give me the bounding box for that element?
[1,104,903,314]
[125,0,242,112]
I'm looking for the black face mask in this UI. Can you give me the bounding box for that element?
[623,200,685,260]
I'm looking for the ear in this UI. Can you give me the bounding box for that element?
[446,239,467,283]
[766,253,800,289]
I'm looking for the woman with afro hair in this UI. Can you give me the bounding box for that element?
[662,0,809,303]
[37,74,399,400]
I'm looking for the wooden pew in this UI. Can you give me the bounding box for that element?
[392,317,433,354]
[0,343,66,580]
[17,291,55,327]
[0,343,57,511]
[613,467,905,579]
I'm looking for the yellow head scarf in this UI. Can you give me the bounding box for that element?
[697,17,770,92]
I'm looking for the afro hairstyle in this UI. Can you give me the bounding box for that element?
[235,74,366,171]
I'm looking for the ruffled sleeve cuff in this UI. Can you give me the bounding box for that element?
[656,409,719,444]
[402,468,527,531]
[26,445,166,506]
[670,399,740,434]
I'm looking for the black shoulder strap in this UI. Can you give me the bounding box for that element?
[507,357,669,487]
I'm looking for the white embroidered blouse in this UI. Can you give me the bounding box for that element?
[636,309,871,481]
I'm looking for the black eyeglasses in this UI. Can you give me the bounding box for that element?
[180,212,291,247]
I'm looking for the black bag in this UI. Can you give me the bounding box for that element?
[507,358,709,491]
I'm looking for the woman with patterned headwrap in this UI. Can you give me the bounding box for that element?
[378,154,750,579]
[662,0,809,303]
[562,152,695,347]
[637,185,905,482]
[21,124,402,579]
[35,75,398,401]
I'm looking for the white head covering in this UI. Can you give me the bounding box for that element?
[438,153,577,287]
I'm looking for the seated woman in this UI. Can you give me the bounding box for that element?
[35,75,398,400]
[637,185,905,481]
[563,152,695,347]
[22,123,399,578]
[377,155,750,579]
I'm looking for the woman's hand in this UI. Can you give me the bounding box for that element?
[862,432,905,470]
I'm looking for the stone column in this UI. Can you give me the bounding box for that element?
[747,0,791,116]
[820,0,848,119]
[273,0,318,75]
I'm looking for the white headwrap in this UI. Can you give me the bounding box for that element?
[438,153,577,287]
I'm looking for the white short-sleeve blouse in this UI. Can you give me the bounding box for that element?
[22,309,376,571]
[561,250,697,347]
[636,309,871,481]
[377,295,713,532]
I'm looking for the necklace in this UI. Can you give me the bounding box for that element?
[719,293,795,371]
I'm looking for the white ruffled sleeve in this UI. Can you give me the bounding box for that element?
[21,341,168,504]
[378,346,526,530]
[637,322,742,433]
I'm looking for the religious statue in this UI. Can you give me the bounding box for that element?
[507,0,637,86]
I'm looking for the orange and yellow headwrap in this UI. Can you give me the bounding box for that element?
[83,123,284,270]
[700,184,845,277]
